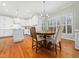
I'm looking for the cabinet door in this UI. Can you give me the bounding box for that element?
[75,32,79,49]
[13,29,24,42]
[4,29,12,36]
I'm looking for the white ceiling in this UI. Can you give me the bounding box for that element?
[0,1,77,19]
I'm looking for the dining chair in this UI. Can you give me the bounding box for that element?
[46,21,64,54]
[30,27,45,53]
[54,26,63,53]
[48,27,56,31]
[35,26,44,37]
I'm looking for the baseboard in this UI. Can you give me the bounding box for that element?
[14,40,24,44]
[62,38,75,42]
[62,38,75,41]
[0,36,13,39]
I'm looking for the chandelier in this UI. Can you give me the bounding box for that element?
[41,1,49,18]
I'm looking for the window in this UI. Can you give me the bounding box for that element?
[52,17,60,32]
[52,16,73,35]
[63,16,73,34]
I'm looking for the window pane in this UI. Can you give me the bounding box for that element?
[67,25,72,33]
[56,19,60,25]
[52,19,56,25]
[63,17,66,24]
[63,25,66,33]
[67,17,72,24]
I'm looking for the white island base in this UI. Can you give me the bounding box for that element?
[13,29,24,42]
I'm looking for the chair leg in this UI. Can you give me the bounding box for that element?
[55,44,57,55]
[59,42,61,51]
[36,41,43,53]
[36,42,40,53]
[32,41,33,48]
[36,43,38,53]
[32,40,35,48]
[32,40,37,48]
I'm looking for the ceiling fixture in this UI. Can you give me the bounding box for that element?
[2,2,8,12]
[13,8,20,24]
[41,1,49,18]
[2,2,6,6]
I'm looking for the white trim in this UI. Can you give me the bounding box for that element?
[62,38,75,41]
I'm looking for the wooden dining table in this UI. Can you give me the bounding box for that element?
[36,30,55,48]
[36,31,55,38]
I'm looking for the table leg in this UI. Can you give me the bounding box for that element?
[43,40,46,47]
[43,35,47,48]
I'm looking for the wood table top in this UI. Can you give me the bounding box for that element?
[36,31,55,35]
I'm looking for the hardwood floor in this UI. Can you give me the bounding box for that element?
[0,36,79,58]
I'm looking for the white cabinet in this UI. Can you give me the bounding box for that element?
[12,29,24,42]
[0,29,12,37]
[74,30,79,49]
[24,29,30,35]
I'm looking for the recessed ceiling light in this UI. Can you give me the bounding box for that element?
[2,2,6,6]
[5,9,8,12]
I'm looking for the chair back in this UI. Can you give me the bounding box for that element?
[48,27,52,31]
[30,27,37,41]
[35,26,42,32]
[48,27,56,32]
[54,20,64,44]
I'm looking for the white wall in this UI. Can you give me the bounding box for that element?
[0,16,13,29]
[73,3,79,30]
[0,16,13,37]
[52,5,73,17]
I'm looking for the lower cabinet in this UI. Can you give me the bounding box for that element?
[12,29,24,42]
[23,29,30,35]
[0,29,12,37]
[0,29,24,42]
[74,30,79,50]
